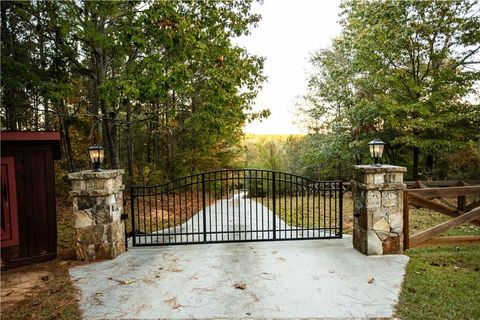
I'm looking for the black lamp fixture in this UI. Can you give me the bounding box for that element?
[88,143,105,172]
[368,138,386,166]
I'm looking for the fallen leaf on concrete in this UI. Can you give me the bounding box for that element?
[164,296,182,309]
[234,282,247,290]
[192,287,215,292]
[277,257,286,262]
[368,277,375,284]
[166,268,183,273]
[189,274,199,280]
[95,292,103,296]
[116,279,134,285]
[328,270,335,274]
[40,275,49,282]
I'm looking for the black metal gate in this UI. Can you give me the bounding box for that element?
[126,169,342,246]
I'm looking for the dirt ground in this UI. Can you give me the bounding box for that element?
[1,258,84,319]
[1,198,84,320]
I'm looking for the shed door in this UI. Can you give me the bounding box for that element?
[1,157,19,247]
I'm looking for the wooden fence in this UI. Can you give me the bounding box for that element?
[403,181,480,249]
[342,180,480,193]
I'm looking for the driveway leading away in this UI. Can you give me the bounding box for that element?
[70,236,409,319]
[135,191,335,245]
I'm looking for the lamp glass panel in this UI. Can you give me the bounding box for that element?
[369,144,374,157]
[379,143,384,157]
[98,149,105,162]
[89,149,98,163]
[376,144,384,157]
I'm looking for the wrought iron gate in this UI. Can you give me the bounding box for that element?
[126,169,342,246]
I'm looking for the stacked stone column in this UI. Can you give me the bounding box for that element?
[68,170,126,260]
[352,165,406,255]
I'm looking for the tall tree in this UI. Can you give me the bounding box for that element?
[1,0,267,184]
[302,0,480,179]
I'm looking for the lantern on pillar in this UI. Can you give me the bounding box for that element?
[88,144,105,172]
[368,139,386,166]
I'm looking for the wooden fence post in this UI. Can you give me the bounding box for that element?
[403,192,409,250]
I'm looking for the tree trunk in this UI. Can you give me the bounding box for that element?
[126,101,134,180]
[95,46,119,169]
[60,99,75,172]
[44,98,51,130]
[1,2,18,131]
[147,119,152,163]
[64,124,75,172]
[109,111,120,167]
[426,154,434,178]
[413,146,420,180]
[163,101,173,180]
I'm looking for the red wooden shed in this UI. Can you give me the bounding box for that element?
[1,131,61,268]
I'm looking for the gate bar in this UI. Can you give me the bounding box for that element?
[130,186,136,246]
[202,173,207,242]
[273,172,276,240]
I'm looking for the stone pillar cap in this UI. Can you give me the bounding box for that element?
[68,169,125,180]
[353,165,407,173]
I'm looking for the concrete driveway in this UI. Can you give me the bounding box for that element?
[69,236,409,319]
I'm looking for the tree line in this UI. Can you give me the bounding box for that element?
[2,0,479,185]
[1,0,267,184]
[297,0,480,181]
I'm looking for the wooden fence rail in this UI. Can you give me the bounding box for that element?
[404,184,480,249]
[342,180,480,193]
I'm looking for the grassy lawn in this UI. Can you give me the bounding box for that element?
[397,246,480,320]
[263,195,480,237]
[257,195,346,231]
[398,197,480,319]
[409,206,480,236]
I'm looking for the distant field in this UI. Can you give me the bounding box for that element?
[243,133,306,140]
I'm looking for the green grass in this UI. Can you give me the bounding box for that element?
[397,246,480,320]
[263,196,480,237]
[398,196,480,319]
[409,207,480,236]
[258,196,343,230]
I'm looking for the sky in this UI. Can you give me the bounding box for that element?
[234,0,342,135]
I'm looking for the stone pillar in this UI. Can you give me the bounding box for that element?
[68,170,126,260]
[351,165,406,255]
